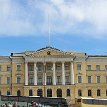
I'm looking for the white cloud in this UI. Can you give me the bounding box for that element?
[0,0,107,38]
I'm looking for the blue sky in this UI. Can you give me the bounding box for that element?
[0,0,107,56]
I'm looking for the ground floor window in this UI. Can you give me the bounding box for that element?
[66,89,70,97]
[47,89,52,97]
[57,89,62,97]
[7,91,10,95]
[97,89,100,96]
[37,89,43,97]
[88,90,92,96]
[106,90,107,96]
[17,90,21,96]
[78,89,82,96]
[29,89,33,96]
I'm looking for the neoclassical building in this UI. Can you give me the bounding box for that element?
[0,46,107,104]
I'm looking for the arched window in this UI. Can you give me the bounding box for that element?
[47,89,52,97]
[88,90,92,96]
[78,89,82,96]
[66,89,70,97]
[57,89,62,97]
[97,89,100,96]
[17,90,21,96]
[7,91,10,95]
[29,89,33,96]
[37,89,43,97]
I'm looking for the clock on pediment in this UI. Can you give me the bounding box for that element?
[47,51,51,55]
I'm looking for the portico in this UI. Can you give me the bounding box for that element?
[24,57,75,86]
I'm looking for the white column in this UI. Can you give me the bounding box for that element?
[25,62,28,85]
[71,62,74,84]
[53,62,56,85]
[62,62,65,85]
[43,63,46,85]
[34,62,37,85]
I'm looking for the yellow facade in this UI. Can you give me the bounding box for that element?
[0,47,107,105]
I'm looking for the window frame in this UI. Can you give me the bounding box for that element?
[88,76,91,83]
[16,64,21,71]
[78,76,82,83]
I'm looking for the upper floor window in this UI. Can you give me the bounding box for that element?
[65,64,69,70]
[7,65,11,71]
[7,77,10,84]
[17,64,21,71]
[65,76,69,83]
[0,77,1,84]
[29,77,34,84]
[17,76,21,84]
[56,64,61,71]
[87,65,91,70]
[47,76,52,85]
[38,64,42,71]
[77,64,81,70]
[57,76,60,84]
[97,76,100,83]
[28,64,34,71]
[38,76,42,84]
[105,65,107,71]
[106,76,107,83]
[0,65,2,71]
[78,76,82,83]
[96,65,100,71]
[47,64,52,71]
[88,76,91,83]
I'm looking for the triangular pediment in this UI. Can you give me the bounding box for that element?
[25,47,74,57]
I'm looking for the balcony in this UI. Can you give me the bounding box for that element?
[46,82,52,85]
[56,82,62,85]
[37,83,43,85]
[65,82,71,85]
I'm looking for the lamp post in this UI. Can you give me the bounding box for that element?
[43,56,46,97]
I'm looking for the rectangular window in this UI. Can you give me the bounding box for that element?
[105,65,107,71]
[56,64,61,71]
[77,64,81,70]
[57,76,60,83]
[38,64,42,71]
[87,65,91,70]
[78,76,82,83]
[0,77,1,84]
[96,65,100,71]
[17,76,21,84]
[88,76,91,83]
[97,76,100,83]
[0,65,1,71]
[65,64,69,70]
[7,65,11,71]
[7,77,10,84]
[29,77,34,84]
[38,76,42,84]
[65,76,69,83]
[97,89,100,96]
[28,64,34,71]
[47,64,52,71]
[17,64,21,71]
[106,76,107,83]
[47,76,52,85]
